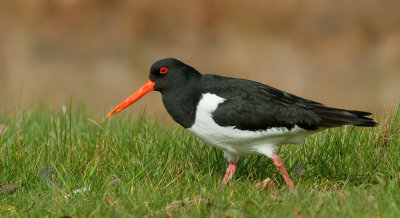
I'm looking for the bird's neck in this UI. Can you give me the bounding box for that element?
[161,79,202,128]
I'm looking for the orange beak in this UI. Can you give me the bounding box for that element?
[106,80,155,117]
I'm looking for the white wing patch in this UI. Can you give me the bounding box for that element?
[187,93,312,158]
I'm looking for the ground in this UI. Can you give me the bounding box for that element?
[0,104,399,217]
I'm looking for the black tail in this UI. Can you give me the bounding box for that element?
[312,106,377,128]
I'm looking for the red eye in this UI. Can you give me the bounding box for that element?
[160,67,168,74]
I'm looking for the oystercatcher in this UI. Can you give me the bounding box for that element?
[107,58,377,190]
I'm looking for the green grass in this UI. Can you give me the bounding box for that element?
[0,104,399,217]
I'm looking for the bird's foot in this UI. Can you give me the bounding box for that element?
[272,152,295,193]
[221,161,237,186]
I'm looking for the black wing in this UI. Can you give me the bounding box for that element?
[201,75,376,131]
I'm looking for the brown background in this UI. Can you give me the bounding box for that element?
[1,0,399,120]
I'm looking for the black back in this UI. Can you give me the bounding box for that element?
[200,75,376,131]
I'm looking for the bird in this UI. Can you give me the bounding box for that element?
[107,58,377,191]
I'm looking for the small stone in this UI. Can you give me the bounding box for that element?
[109,178,122,186]
[63,187,91,199]
[0,184,17,193]
[38,167,56,177]
[294,162,305,177]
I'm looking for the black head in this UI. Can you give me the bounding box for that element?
[106,58,201,117]
[149,58,202,92]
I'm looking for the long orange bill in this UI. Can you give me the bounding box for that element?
[106,80,155,117]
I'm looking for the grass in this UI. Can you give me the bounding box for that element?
[0,103,399,217]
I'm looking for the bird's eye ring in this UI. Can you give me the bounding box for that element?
[160,67,168,74]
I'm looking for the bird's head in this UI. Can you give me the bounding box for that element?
[106,58,201,117]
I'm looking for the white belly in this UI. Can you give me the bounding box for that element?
[187,93,312,158]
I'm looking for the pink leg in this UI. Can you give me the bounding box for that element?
[272,152,294,192]
[222,160,237,186]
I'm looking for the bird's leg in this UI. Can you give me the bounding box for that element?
[272,152,294,192]
[222,160,237,186]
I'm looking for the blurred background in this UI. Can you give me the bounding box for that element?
[1,0,399,120]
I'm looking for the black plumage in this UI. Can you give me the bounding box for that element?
[200,75,376,131]
[147,58,377,131]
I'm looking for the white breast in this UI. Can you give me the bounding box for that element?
[187,93,312,158]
